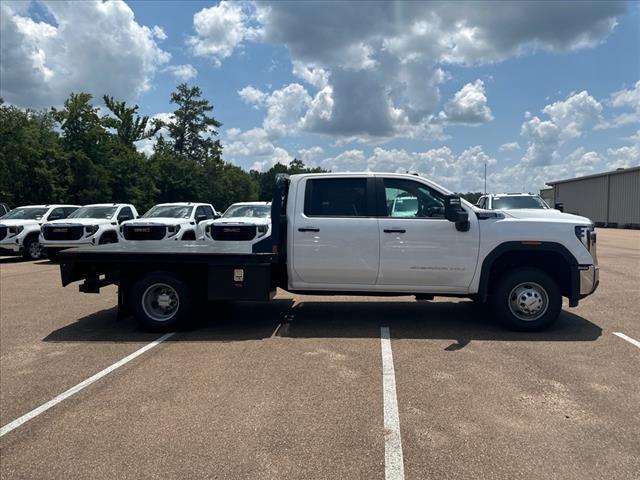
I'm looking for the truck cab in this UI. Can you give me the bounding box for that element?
[0,204,80,260]
[58,173,599,332]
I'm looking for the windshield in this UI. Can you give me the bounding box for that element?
[1,207,48,220]
[69,206,118,219]
[143,205,193,219]
[492,196,548,210]
[223,205,271,218]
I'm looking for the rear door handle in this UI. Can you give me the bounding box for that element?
[298,227,320,232]
[384,229,406,233]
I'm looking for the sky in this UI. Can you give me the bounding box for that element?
[1,0,639,193]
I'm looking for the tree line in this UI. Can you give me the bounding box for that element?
[0,84,325,213]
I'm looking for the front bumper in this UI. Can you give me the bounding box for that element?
[579,265,599,298]
[0,242,22,253]
[41,241,94,248]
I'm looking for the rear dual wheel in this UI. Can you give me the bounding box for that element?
[130,272,192,332]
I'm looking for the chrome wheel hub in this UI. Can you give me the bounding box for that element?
[508,282,549,322]
[142,283,179,322]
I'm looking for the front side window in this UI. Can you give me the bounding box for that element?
[1,207,48,220]
[118,207,133,221]
[69,206,118,219]
[383,179,445,219]
[143,205,193,219]
[304,178,368,217]
[223,205,271,218]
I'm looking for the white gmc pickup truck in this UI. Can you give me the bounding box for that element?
[58,173,599,332]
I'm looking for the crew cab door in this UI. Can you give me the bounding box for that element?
[376,176,479,289]
[291,176,379,286]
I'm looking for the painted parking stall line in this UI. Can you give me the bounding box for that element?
[380,326,405,480]
[0,332,175,437]
[613,332,640,349]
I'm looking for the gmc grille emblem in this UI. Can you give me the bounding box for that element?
[52,228,67,233]
[134,228,151,233]
[223,228,241,233]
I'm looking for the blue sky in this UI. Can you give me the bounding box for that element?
[1,1,638,192]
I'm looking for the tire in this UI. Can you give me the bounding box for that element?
[490,268,562,332]
[23,236,43,260]
[181,231,196,241]
[130,272,192,332]
[99,232,117,244]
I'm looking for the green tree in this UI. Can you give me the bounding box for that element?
[102,95,162,147]
[252,159,328,200]
[165,83,222,163]
[0,101,69,206]
[52,93,112,203]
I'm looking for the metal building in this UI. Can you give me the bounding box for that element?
[546,166,640,228]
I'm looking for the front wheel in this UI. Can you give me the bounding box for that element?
[491,268,562,331]
[130,272,192,331]
[23,236,43,260]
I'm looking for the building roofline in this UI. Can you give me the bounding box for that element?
[546,165,640,186]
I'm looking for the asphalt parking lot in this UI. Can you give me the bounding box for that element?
[1,228,638,480]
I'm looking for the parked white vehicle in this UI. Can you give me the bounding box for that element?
[120,202,218,242]
[202,202,271,246]
[40,203,138,258]
[62,172,599,332]
[0,205,80,260]
[476,193,550,210]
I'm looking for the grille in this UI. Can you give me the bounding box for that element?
[211,224,257,241]
[123,224,166,240]
[0,225,6,240]
[42,224,84,240]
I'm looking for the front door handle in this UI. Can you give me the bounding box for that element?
[384,229,406,233]
[298,227,320,232]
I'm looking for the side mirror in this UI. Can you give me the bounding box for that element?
[555,202,564,212]
[118,216,131,224]
[214,212,222,219]
[195,214,207,223]
[444,195,470,232]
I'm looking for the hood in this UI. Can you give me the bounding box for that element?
[123,217,191,227]
[212,216,271,226]
[46,218,113,226]
[0,219,40,227]
[503,208,591,224]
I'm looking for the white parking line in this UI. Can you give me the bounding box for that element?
[381,326,405,480]
[0,332,175,437]
[613,332,640,349]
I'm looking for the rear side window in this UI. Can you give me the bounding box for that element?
[304,178,368,217]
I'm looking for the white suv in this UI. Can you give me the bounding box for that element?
[477,193,550,210]
[202,202,271,246]
[0,205,80,260]
[120,203,218,242]
[40,203,138,258]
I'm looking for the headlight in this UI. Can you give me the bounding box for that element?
[575,225,595,251]
[9,225,24,235]
[257,225,268,237]
[85,225,99,235]
[167,225,179,237]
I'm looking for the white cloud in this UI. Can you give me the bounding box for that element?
[250,1,624,140]
[188,1,262,67]
[262,83,311,138]
[498,142,520,153]
[541,90,602,139]
[164,64,198,81]
[520,90,602,166]
[152,25,167,40]
[0,0,170,108]
[441,79,493,125]
[237,85,267,107]
[597,80,640,129]
[250,147,293,172]
[321,149,366,171]
[298,146,324,163]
